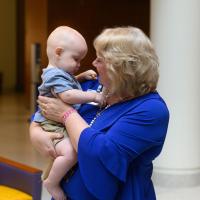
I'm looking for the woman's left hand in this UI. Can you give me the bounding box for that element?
[38,96,72,123]
[30,122,63,159]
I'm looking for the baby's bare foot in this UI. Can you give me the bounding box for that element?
[43,179,66,200]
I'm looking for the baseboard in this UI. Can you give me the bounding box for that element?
[152,167,200,187]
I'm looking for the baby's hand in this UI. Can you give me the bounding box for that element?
[94,92,106,107]
[76,69,97,82]
[83,69,97,80]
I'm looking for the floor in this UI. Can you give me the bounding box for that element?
[0,92,200,200]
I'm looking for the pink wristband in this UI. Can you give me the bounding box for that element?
[62,108,77,125]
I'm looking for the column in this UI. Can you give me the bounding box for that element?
[150,0,200,187]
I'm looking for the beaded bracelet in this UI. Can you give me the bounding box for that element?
[62,108,77,125]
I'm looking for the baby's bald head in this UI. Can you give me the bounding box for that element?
[47,26,87,66]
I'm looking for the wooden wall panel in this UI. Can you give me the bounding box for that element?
[24,0,48,107]
[0,0,16,91]
[47,0,150,72]
[16,0,25,92]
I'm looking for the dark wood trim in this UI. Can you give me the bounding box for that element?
[16,0,25,92]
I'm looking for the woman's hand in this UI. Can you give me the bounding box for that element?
[38,96,72,123]
[38,96,89,152]
[29,122,64,159]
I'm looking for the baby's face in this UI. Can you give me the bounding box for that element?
[57,42,87,74]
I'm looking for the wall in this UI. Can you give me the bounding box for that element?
[0,0,16,91]
[24,0,48,105]
[48,0,150,72]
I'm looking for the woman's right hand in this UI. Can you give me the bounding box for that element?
[37,96,72,123]
[29,122,64,159]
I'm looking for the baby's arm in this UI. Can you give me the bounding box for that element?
[58,89,104,105]
[75,69,97,82]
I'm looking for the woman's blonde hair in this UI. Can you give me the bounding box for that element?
[93,26,159,98]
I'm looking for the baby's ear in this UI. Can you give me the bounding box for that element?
[55,47,63,56]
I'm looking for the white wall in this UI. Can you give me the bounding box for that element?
[0,0,16,91]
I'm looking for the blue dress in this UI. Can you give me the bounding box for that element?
[59,80,169,200]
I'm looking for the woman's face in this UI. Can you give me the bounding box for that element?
[92,55,110,87]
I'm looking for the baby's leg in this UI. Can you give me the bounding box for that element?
[44,137,77,200]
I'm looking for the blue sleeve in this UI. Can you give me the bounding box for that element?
[80,79,100,91]
[77,99,169,199]
[79,78,101,123]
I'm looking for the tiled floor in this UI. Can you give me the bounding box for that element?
[0,92,200,200]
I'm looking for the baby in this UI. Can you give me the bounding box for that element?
[32,26,103,200]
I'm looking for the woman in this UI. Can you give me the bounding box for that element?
[30,26,169,200]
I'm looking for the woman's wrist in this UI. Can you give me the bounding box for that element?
[62,108,77,125]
